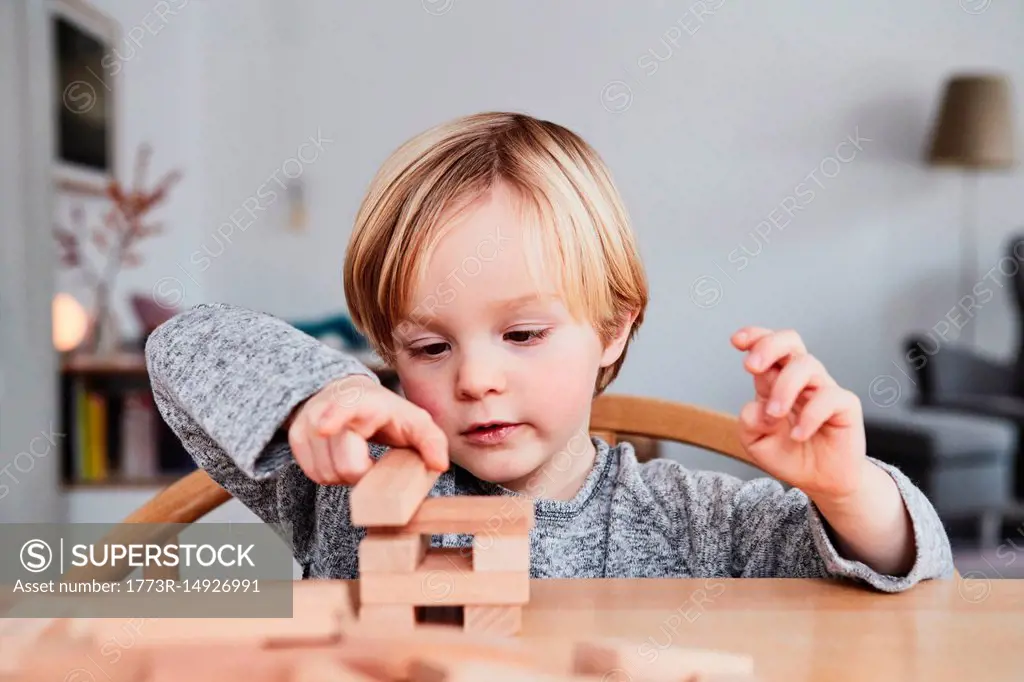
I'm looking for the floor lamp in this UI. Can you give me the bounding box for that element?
[925,73,1017,347]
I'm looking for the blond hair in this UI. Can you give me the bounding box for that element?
[343,111,648,394]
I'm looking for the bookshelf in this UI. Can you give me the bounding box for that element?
[60,353,192,488]
[59,351,400,490]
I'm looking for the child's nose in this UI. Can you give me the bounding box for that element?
[456,350,506,399]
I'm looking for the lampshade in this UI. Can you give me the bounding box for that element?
[926,73,1017,169]
[53,292,88,352]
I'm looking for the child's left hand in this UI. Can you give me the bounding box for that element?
[731,326,867,502]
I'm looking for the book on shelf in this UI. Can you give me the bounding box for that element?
[65,385,191,485]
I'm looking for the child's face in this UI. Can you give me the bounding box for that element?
[392,183,623,496]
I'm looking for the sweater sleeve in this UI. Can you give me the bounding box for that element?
[655,457,955,592]
[143,302,381,567]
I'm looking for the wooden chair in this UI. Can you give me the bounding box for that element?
[121,393,755,528]
[62,394,751,583]
[69,394,960,582]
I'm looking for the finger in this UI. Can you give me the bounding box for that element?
[402,410,449,471]
[731,326,774,351]
[330,429,373,484]
[315,398,359,437]
[765,355,835,417]
[739,399,775,436]
[346,398,449,472]
[300,395,333,432]
[745,329,808,373]
[373,401,449,471]
[790,387,861,441]
[288,419,322,483]
[314,377,376,436]
[308,431,343,484]
[752,365,781,401]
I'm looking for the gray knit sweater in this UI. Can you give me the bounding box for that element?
[145,303,955,592]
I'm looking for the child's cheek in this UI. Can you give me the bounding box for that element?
[526,351,594,425]
[396,379,447,428]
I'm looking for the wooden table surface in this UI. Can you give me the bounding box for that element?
[3,576,1020,681]
[516,577,1023,682]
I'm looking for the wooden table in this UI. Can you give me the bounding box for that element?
[516,577,1023,682]
[4,577,1020,681]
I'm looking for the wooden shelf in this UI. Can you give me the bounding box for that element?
[61,351,395,376]
[59,348,399,490]
[62,474,184,490]
[61,352,147,374]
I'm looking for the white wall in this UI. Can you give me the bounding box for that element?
[186,0,1024,476]
[0,0,62,522]
[48,1,1024,484]
[54,0,207,341]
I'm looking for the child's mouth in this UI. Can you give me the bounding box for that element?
[462,422,521,445]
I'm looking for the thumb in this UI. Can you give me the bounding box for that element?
[738,398,784,443]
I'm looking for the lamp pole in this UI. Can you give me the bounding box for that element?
[961,171,979,347]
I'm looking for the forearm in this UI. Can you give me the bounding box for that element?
[810,459,916,576]
[146,302,378,475]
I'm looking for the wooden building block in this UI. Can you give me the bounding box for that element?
[5,639,148,682]
[358,531,428,572]
[253,626,570,681]
[145,647,292,682]
[397,496,535,535]
[573,638,754,681]
[409,658,584,682]
[359,551,528,606]
[290,657,379,682]
[82,580,351,646]
[472,536,530,572]
[349,448,441,527]
[464,605,522,636]
[357,604,416,632]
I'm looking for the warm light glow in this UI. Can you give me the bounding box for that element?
[53,293,89,352]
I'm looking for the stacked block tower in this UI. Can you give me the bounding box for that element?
[350,448,534,636]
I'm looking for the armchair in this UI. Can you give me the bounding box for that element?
[896,235,1024,499]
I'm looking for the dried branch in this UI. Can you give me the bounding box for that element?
[52,142,182,310]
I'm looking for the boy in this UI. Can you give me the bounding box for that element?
[146,111,954,591]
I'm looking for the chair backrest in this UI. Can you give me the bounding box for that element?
[590,393,753,464]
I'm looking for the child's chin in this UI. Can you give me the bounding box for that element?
[455,454,541,488]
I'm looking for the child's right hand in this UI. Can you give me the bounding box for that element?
[285,374,449,485]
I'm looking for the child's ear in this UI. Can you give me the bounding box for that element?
[599,308,639,368]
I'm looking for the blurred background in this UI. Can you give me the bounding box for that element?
[3,0,1024,580]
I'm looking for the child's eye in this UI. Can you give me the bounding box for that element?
[505,328,551,344]
[408,342,449,358]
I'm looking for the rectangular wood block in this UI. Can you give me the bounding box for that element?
[397,496,535,535]
[349,448,441,527]
[146,647,296,682]
[573,638,755,680]
[358,532,428,572]
[463,605,522,636]
[312,625,570,680]
[290,657,379,682]
[359,551,528,606]
[409,658,580,682]
[6,640,148,682]
[82,580,351,645]
[472,535,530,572]
[357,604,416,632]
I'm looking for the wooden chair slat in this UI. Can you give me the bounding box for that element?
[589,393,754,466]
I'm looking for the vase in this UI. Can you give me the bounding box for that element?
[83,286,122,356]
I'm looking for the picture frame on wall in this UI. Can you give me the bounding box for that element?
[49,0,120,197]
